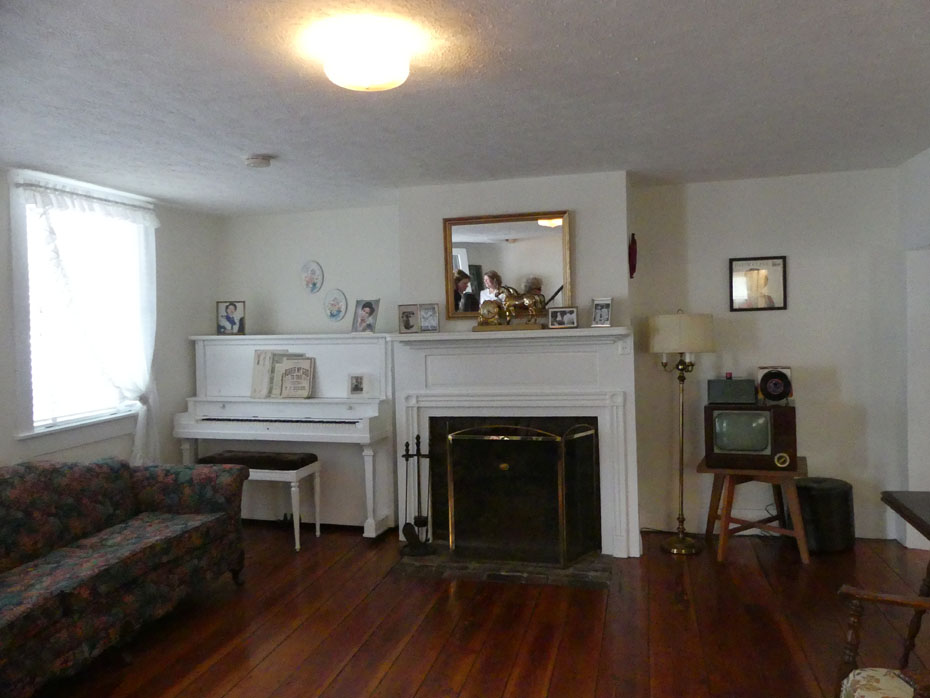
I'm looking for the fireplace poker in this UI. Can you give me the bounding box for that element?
[400,435,435,556]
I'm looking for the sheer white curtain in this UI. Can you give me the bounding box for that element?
[18,179,161,465]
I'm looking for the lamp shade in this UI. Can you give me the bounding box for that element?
[647,313,715,354]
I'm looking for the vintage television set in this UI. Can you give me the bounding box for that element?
[703,403,797,471]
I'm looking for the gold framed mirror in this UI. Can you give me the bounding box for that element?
[444,211,572,319]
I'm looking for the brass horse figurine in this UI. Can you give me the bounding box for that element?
[497,286,546,324]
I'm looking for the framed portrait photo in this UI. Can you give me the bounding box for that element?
[398,304,419,333]
[351,298,380,333]
[547,306,578,329]
[419,303,440,332]
[348,374,368,396]
[729,256,787,312]
[591,297,612,327]
[216,300,245,335]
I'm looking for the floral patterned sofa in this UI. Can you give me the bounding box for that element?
[0,458,249,698]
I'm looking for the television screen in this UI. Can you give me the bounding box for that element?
[713,410,771,453]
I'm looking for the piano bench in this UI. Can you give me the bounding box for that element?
[197,451,321,552]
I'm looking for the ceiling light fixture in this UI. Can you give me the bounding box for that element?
[298,15,428,92]
[538,218,563,228]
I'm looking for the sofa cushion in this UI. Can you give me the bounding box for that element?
[61,511,229,605]
[0,459,135,573]
[0,510,225,651]
[131,463,249,518]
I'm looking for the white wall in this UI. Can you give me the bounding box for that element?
[900,147,930,250]
[220,205,401,334]
[0,172,18,462]
[152,205,224,462]
[900,146,930,548]
[630,169,906,538]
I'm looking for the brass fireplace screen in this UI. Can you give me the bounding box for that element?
[441,421,600,567]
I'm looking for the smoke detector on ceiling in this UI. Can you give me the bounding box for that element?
[245,154,274,168]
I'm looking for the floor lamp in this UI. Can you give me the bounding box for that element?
[647,312,715,555]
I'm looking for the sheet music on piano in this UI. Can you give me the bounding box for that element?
[173,334,396,538]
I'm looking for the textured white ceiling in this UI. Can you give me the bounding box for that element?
[2,0,929,215]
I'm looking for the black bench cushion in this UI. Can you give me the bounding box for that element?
[197,451,318,471]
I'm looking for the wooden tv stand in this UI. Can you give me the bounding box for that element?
[699,456,810,564]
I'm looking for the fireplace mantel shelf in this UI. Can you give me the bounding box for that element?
[392,326,632,351]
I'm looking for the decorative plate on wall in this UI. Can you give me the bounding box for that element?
[324,288,347,321]
[301,260,324,294]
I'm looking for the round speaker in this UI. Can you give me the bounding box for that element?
[759,369,791,402]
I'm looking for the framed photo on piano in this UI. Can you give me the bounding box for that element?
[348,374,370,396]
[352,298,380,333]
[217,301,245,335]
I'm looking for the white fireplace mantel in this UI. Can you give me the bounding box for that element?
[391,327,640,557]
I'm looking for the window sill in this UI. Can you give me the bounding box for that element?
[16,409,139,456]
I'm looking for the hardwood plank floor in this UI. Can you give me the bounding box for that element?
[36,524,930,698]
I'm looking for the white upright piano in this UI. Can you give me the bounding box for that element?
[173,334,395,537]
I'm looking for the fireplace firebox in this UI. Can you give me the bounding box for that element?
[429,417,600,567]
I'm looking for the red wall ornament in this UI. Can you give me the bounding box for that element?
[628,233,637,278]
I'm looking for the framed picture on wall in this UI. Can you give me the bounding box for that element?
[216,301,245,334]
[729,256,787,311]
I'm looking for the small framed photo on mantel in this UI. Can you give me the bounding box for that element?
[398,304,419,333]
[548,306,578,329]
[729,256,787,312]
[419,303,440,332]
[591,298,612,327]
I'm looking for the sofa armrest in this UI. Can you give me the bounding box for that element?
[131,464,249,517]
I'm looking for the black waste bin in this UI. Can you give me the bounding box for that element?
[794,477,855,553]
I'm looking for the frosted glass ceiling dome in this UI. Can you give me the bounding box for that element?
[298,15,429,92]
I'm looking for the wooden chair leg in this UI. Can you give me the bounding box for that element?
[899,556,930,669]
[836,597,863,697]
[706,474,724,538]
[781,479,810,564]
[717,475,737,562]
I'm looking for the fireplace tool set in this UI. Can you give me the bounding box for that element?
[401,435,435,556]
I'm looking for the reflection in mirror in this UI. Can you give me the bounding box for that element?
[444,211,571,319]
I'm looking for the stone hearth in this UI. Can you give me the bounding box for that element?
[395,543,612,589]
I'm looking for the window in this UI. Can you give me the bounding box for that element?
[10,171,160,461]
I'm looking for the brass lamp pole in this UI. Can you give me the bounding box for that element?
[647,312,715,556]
